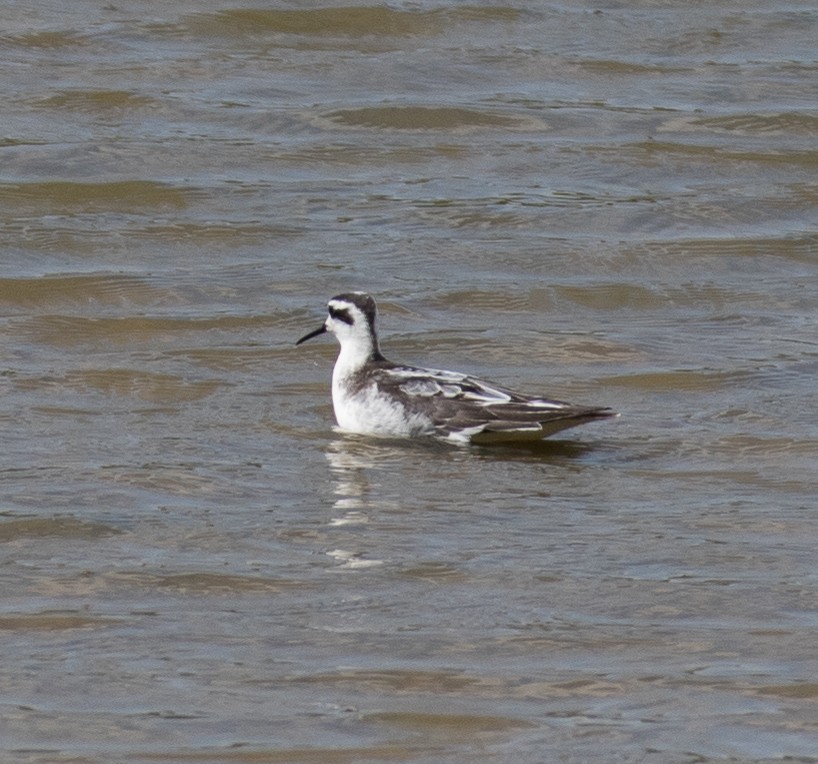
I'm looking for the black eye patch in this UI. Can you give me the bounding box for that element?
[328,305,353,325]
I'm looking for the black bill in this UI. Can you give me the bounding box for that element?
[296,323,327,345]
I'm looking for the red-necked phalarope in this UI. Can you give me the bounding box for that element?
[296,292,617,444]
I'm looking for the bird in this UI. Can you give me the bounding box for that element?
[296,292,617,444]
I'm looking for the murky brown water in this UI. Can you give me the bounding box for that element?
[2,2,818,762]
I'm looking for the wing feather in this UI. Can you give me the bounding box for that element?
[371,364,616,442]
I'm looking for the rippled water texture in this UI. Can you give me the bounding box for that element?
[2,2,818,762]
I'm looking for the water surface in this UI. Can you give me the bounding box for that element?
[2,2,818,762]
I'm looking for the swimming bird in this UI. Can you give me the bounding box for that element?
[296,292,617,444]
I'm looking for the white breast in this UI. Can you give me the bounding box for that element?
[332,378,432,437]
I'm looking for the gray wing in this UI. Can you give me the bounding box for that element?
[374,365,616,442]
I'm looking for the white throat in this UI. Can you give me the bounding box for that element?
[332,331,376,381]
